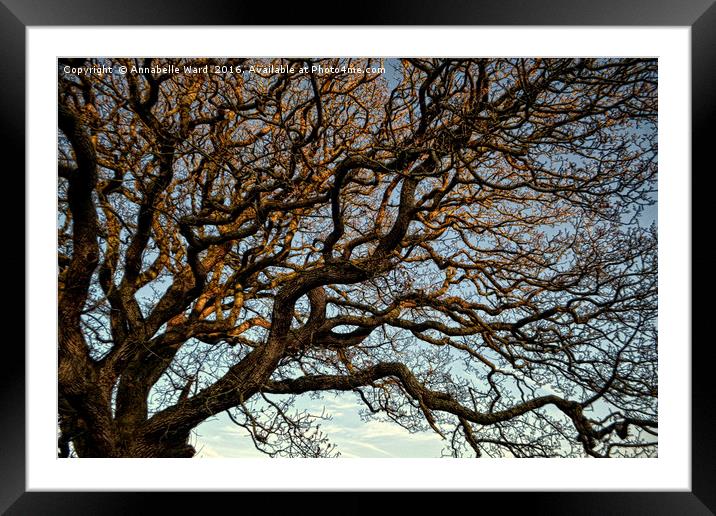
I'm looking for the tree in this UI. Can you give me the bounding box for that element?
[58,57,658,458]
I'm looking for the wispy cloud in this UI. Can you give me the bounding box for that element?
[193,392,446,458]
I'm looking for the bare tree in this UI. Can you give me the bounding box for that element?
[58,57,657,458]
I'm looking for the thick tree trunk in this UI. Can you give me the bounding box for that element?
[59,403,197,458]
[126,436,196,458]
[62,435,196,458]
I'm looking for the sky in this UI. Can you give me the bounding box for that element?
[192,393,447,458]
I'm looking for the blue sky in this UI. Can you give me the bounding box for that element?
[192,393,447,458]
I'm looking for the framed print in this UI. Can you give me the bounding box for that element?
[5,0,714,513]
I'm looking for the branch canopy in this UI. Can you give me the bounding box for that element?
[57,57,657,458]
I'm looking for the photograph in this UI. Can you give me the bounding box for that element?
[57,57,659,459]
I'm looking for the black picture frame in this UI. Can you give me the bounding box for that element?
[4,1,712,513]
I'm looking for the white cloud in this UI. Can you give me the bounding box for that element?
[192,392,447,458]
[335,439,395,458]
